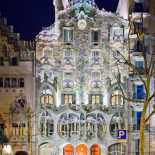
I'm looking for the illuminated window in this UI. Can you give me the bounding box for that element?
[63,144,74,155]
[91,144,101,155]
[111,91,124,107]
[76,144,88,155]
[40,85,54,105]
[41,95,54,105]
[12,122,26,137]
[89,94,102,105]
[62,94,75,105]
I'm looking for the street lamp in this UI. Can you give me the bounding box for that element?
[0,135,12,155]
[2,144,12,155]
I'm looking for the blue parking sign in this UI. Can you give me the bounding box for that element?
[117,130,128,139]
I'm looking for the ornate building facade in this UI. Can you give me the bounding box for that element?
[36,0,130,155]
[0,16,35,155]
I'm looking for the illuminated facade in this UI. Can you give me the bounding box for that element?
[0,17,35,155]
[36,0,129,155]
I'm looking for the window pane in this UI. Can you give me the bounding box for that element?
[4,78,10,88]
[96,95,100,104]
[0,57,4,66]
[64,29,73,43]
[0,78,3,87]
[91,30,100,43]
[19,78,24,88]
[11,78,17,88]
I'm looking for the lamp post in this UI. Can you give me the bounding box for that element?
[2,144,12,155]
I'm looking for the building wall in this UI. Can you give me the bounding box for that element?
[128,0,155,154]
[0,17,35,155]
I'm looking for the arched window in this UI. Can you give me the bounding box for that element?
[40,85,54,106]
[86,113,106,140]
[63,144,74,155]
[86,114,96,139]
[108,143,126,155]
[40,111,54,137]
[109,113,125,138]
[57,113,80,138]
[91,144,101,155]
[111,90,124,107]
[76,144,88,155]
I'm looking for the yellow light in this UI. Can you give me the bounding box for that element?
[3,144,12,154]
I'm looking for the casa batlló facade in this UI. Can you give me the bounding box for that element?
[36,0,130,155]
[0,0,155,155]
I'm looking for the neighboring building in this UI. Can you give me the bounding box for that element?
[36,0,129,155]
[128,0,155,155]
[0,16,35,155]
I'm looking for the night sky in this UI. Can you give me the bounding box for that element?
[0,0,119,40]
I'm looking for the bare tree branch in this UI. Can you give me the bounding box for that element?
[145,110,155,123]
[112,49,147,91]
[148,92,155,103]
[113,63,144,103]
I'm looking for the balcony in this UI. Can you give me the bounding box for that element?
[63,80,74,88]
[91,80,102,88]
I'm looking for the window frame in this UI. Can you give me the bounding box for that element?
[63,27,74,44]
[62,94,75,105]
[111,90,124,107]
[89,94,102,105]
[108,143,126,155]
[90,28,101,45]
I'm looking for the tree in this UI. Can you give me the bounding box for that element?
[113,14,155,154]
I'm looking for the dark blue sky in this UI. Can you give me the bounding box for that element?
[0,0,119,40]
